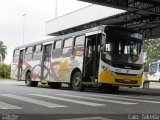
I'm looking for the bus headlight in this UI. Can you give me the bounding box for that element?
[101,65,115,75]
[108,70,115,75]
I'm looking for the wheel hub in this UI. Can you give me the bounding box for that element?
[74,76,80,87]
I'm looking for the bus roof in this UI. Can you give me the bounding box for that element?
[14,25,106,50]
[14,25,142,50]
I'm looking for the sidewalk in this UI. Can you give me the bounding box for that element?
[149,82,160,89]
[0,79,25,85]
[120,83,160,96]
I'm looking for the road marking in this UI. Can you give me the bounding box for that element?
[59,117,112,120]
[56,94,137,105]
[0,94,66,108]
[81,94,160,104]
[0,101,22,109]
[94,93,160,101]
[30,94,105,106]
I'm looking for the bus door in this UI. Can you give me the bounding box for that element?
[17,49,24,80]
[41,43,52,81]
[83,31,101,82]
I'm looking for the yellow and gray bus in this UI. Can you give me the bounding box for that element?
[11,25,143,91]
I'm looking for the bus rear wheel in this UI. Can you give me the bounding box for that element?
[25,72,38,87]
[48,82,62,89]
[71,71,84,91]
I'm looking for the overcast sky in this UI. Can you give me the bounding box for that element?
[0,0,122,64]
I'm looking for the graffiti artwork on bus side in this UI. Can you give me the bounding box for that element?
[11,60,69,82]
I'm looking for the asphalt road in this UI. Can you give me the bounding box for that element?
[0,80,160,120]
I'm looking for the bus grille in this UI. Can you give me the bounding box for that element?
[115,79,138,84]
[112,63,142,70]
[115,72,138,77]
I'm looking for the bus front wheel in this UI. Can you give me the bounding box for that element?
[72,72,84,91]
[25,72,38,87]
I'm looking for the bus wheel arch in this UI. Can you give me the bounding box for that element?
[25,70,38,87]
[70,68,84,91]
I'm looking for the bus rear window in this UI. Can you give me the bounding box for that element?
[13,49,20,63]
[14,50,20,56]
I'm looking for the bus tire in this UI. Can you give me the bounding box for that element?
[25,72,38,87]
[72,71,84,91]
[49,82,62,89]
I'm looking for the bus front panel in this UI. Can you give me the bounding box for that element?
[99,26,143,87]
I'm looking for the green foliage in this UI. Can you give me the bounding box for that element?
[0,63,10,79]
[143,38,160,71]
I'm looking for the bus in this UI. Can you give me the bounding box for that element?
[11,25,143,91]
[148,60,160,81]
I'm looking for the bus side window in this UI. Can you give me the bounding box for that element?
[52,40,62,58]
[25,46,33,61]
[73,35,85,56]
[62,38,73,57]
[33,44,42,61]
[44,44,52,61]
[13,49,20,63]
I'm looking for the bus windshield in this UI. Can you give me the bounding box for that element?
[105,38,142,55]
[102,27,143,63]
[149,64,158,75]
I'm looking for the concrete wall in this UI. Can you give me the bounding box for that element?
[143,72,148,81]
[45,4,124,35]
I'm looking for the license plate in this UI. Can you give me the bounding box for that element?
[124,78,131,83]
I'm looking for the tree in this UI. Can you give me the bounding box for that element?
[0,41,7,63]
[143,38,160,71]
[0,63,10,78]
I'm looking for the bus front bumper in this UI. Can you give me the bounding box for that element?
[99,71,142,87]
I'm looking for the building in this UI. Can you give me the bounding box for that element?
[45,4,124,36]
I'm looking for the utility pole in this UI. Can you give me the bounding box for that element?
[22,14,26,45]
[55,0,57,18]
